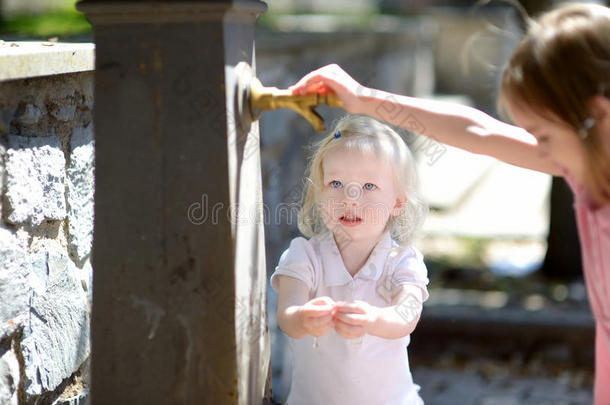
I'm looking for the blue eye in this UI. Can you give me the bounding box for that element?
[364,183,377,191]
[330,180,342,188]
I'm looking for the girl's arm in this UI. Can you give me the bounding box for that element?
[368,284,423,339]
[359,89,562,175]
[290,64,562,176]
[276,275,335,339]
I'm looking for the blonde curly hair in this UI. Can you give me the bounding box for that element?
[296,115,427,246]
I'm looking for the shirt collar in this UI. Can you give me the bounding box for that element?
[316,230,394,287]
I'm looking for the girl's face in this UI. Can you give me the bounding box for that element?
[319,147,406,245]
[507,98,586,179]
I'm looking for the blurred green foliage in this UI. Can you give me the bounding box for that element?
[0,0,91,37]
[256,10,382,31]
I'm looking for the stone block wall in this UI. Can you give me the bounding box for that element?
[0,43,94,405]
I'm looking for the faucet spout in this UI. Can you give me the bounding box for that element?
[249,76,343,132]
[235,61,342,133]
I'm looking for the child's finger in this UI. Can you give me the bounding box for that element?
[335,302,366,314]
[334,320,364,338]
[302,306,333,317]
[320,318,334,330]
[311,296,335,306]
[334,312,367,326]
[289,65,342,96]
[303,297,335,315]
[310,314,333,326]
[289,74,323,95]
[307,315,333,335]
[298,81,325,94]
[290,65,332,92]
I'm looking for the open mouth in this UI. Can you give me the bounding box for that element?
[339,215,362,226]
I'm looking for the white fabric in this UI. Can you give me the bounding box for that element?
[271,230,429,405]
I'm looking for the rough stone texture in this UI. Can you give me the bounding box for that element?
[21,240,90,397]
[0,347,20,405]
[0,227,31,338]
[53,391,89,405]
[51,105,77,123]
[0,143,4,215]
[0,68,94,403]
[77,260,93,309]
[13,104,43,126]
[4,134,66,227]
[0,72,93,140]
[67,124,94,263]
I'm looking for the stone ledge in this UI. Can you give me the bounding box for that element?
[417,304,595,343]
[0,41,94,82]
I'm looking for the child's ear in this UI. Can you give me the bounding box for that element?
[391,194,408,217]
[588,95,610,130]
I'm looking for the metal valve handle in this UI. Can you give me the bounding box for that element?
[235,62,343,132]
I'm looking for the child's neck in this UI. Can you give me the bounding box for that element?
[334,231,385,277]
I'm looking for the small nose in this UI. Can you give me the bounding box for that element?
[343,182,362,203]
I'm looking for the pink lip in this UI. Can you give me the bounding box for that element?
[339,216,362,227]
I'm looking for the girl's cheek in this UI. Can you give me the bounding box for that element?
[318,199,341,222]
[363,202,391,224]
[321,191,340,206]
[537,142,550,157]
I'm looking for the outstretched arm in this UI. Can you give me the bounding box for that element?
[276,275,336,339]
[371,284,424,339]
[290,64,562,176]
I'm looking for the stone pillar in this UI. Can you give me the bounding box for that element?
[76,1,270,404]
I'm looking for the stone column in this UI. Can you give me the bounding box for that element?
[76,1,270,404]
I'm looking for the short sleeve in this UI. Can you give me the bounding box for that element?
[270,237,318,294]
[391,246,429,302]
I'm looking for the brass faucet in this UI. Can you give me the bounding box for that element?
[249,76,343,132]
[235,62,343,132]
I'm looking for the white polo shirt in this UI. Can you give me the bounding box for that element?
[270,229,429,405]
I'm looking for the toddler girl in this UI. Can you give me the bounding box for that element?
[289,3,610,403]
[270,115,429,405]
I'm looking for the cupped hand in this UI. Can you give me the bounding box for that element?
[300,296,337,337]
[332,300,379,340]
[288,64,367,114]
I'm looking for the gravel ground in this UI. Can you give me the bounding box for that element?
[413,366,592,405]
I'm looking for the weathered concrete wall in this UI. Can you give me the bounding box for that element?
[0,43,94,405]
